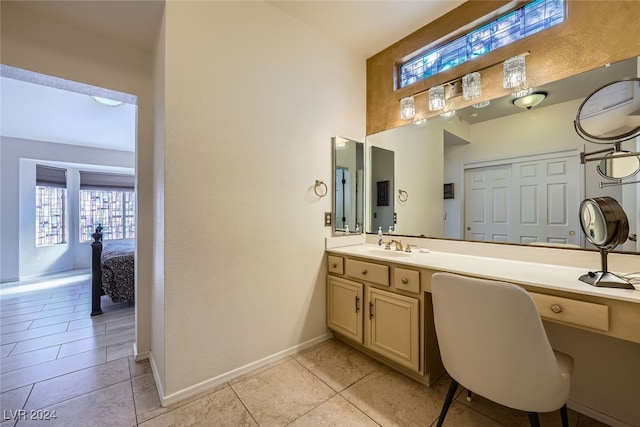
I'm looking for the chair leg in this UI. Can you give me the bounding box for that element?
[527,412,540,427]
[560,404,569,427]
[437,378,458,427]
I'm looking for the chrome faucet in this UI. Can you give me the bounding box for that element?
[386,239,403,251]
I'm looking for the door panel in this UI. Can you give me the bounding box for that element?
[465,154,580,246]
[464,165,511,242]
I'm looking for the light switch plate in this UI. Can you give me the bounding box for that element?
[324,212,332,227]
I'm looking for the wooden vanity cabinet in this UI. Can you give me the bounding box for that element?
[326,254,444,386]
[327,276,363,343]
[367,287,419,371]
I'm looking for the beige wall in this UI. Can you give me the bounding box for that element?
[367,1,640,135]
[367,123,450,237]
[0,1,155,358]
[159,1,365,399]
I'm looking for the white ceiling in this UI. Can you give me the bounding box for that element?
[267,1,465,59]
[1,76,137,152]
[0,1,464,151]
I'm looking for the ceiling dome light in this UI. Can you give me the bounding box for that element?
[513,92,547,110]
[90,95,125,107]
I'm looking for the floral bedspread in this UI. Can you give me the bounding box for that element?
[101,242,135,303]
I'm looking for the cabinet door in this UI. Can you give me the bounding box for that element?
[327,276,363,343]
[367,287,419,371]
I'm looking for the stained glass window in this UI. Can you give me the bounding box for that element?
[79,190,135,242]
[36,186,66,246]
[399,0,565,88]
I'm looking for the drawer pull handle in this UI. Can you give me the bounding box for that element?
[369,302,374,319]
[361,269,367,275]
[355,296,360,313]
[401,278,409,284]
[551,304,563,314]
[331,263,337,268]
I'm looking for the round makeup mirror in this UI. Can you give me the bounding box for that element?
[575,78,640,144]
[596,150,640,180]
[578,197,634,289]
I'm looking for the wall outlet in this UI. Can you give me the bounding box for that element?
[324,212,332,227]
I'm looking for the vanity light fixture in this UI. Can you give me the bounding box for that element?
[400,96,416,120]
[429,85,446,111]
[398,52,529,121]
[503,55,527,89]
[513,92,547,110]
[462,72,481,100]
[90,95,124,107]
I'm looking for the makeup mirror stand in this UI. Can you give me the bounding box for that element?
[578,247,634,289]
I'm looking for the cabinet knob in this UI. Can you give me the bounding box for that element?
[401,278,409,284]
[551,304,563,314]
[331,263,337,268]
[361,269,367,275]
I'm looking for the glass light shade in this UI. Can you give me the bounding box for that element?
[429,85,446,111]
[413,118,427,125]
[503,55,526,89]
[462,72,481,100]
[473,100,490,108]
[400,96,415,120]
[513,93,546,110]
[440,110,456,119]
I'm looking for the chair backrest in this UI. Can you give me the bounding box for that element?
[431,272,570,413]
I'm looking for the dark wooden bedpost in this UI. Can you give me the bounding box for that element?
[91,225,104,316]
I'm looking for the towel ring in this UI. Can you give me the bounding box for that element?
[314,180,328,197]
[398,189,408,202]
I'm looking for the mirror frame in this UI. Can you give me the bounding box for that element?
[574,77,640,144]
[596,151,640,180]
[332,136,365,236]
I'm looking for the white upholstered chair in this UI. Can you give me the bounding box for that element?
[431,272,574,427]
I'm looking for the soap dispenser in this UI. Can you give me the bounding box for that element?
[377,227,383,245]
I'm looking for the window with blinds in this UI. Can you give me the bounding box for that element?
[79,171,135,242]
[35,165,67,247]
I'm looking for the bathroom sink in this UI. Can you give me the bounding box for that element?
[366,248,411,257]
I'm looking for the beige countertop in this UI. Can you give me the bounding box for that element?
[327,244,640,304]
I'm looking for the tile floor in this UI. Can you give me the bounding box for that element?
[0,272,610,426]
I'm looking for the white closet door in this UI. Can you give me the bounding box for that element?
[512,156,581,245]
[464,153,581,246]
[464,164,512,242]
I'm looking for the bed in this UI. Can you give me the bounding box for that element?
[91,226,135,315]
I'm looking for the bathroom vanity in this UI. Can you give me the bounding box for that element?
[325,242,640,387]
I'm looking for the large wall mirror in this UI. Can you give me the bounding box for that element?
[366,56,640,253]
[333,136,364,235]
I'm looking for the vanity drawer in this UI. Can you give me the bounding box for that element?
[393,267,420,294]
[327,255,344,275]
[345,259,389,287]
[530,292,609,332]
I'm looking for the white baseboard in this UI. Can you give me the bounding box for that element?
[148,351,166,406]
[156,333,333,407]
[133,343,149,361]
[568,399,633,427]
